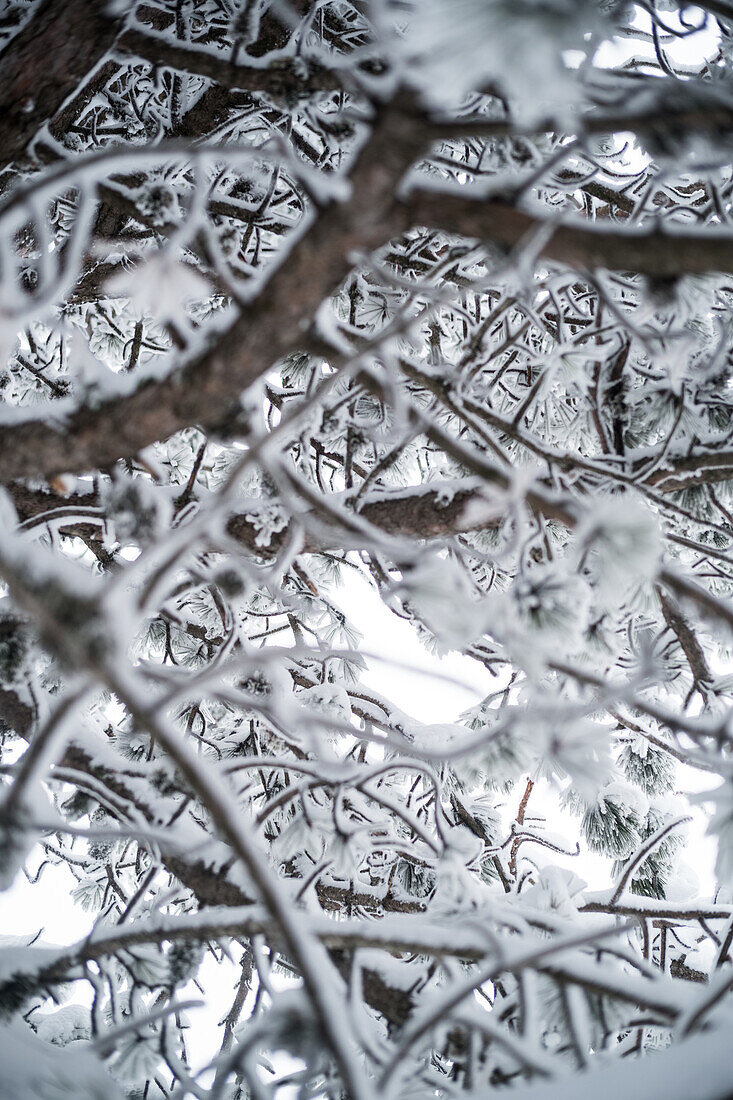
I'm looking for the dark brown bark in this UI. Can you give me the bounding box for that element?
[0,93,427,484]
[403,191,733,279]
[117,27,345,100]
[0,0,119,169]
[658,588,713,686]
[4,173,733,486]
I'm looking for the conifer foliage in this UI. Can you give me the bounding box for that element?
[3,1,733,1097]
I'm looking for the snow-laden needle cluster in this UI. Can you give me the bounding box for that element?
[3,1,733,1098]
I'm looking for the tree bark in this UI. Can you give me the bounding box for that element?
[0,0,119,170]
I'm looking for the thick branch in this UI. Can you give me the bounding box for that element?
[0,95,426,484]
[402,191,733,278]
[117,26,346,100]
[0,0,119,170]
[658,588,714,686]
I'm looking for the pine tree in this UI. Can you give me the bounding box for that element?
[1,1,733,1097]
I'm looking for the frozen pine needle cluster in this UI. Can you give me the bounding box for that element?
[4,0,733,1097]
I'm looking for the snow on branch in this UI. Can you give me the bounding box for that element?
[2,2,733,1098]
